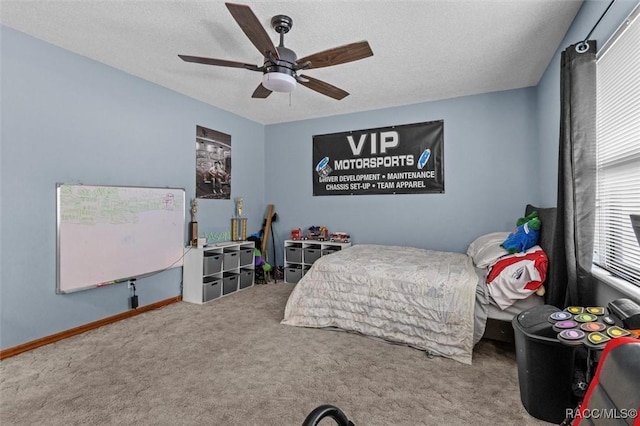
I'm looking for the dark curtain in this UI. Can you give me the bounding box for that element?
[556,41,597,307]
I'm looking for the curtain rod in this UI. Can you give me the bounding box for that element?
[576,0,616,52]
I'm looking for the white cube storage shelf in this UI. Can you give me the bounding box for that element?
[284,240,351,284]
[183,241,255,304]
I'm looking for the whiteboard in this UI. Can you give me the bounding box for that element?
[56,184,185,293]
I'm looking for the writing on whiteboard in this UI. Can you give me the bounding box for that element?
[60,186,179,225]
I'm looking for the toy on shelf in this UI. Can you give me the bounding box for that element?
[330,232,350,243]
[291,228,302,240]
[306,226,329,241]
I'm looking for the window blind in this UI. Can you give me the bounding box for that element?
[594,4,640,286]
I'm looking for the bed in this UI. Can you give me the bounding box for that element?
[281,205,560,365]
[477,205,563,344]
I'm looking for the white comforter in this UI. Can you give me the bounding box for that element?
[281,244,479,365]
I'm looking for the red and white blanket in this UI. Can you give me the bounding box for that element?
[486,245,548,310]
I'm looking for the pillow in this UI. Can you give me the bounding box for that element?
[467,232,510,268]
[485,245,548,310]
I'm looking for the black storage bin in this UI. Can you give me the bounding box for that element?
[303,247,322,264]
[203,251,222,275]
[512,305,577,424]
[203,276,221,302]
[239,248,254,267]
[223,250,240,271]
[285,246,302,263]
[239,268,254,289]
[321,247,340,256]
[222,272,239,295]
[285,266,303,284]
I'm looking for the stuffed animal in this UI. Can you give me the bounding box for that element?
[516,211,540,227]
[501,211,541,254]
[254,248,271,272]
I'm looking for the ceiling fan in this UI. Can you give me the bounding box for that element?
[178,2,373,100]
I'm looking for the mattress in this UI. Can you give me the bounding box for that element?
[472,266,544,341]
[281,244,479,365]
[487,293,544,321]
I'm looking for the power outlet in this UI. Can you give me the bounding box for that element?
[128,282,133,289]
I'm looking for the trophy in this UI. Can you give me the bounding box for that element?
[235,197,243,217]
[190,199,198,247]
[231,197,247,241]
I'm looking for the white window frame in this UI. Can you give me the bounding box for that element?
[593,4,640,290]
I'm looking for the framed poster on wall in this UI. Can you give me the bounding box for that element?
[312,120,444,196]
[196,125,231,200]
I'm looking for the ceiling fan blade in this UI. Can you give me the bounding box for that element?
[225,2,279,60]
[178,54,261,71]
[296,41,373,69]
[252,84,272,99]
[298,74,349,100]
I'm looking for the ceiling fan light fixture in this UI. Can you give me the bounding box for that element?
[262,72,296,93]
[179,4,373,100]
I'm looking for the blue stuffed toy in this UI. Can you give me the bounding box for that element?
[501,211,541,254]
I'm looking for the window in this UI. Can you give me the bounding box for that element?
[594,5,640,287]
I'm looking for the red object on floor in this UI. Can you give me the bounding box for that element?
[573,336,640,425]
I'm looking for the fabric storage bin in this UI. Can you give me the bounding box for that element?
[223,249,240,271]
[285,246,302,263]
[203,252,223,275]
[239,268,254,289]
[239,248,253,267]
[303,247,322,264]
[222,271,239,295]
[203,276,221,302]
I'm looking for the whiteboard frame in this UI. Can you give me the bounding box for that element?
[56,183,186,294]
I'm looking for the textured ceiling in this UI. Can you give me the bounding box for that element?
[0,0,583,125]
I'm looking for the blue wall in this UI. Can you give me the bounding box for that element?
[265,88,539,266]
[2,0,638,350]
[536,0,639,206]
[535,0,640,305]
[0,26,265,349]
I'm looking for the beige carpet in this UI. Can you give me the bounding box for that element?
[1,283,551,425]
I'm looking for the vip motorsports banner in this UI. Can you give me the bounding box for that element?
[312,120,444,196]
